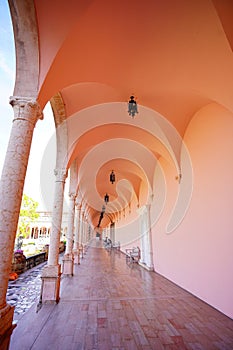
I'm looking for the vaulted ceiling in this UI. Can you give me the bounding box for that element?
[9,0,233,228]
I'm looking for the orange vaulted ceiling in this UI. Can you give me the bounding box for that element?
[35,0,233,134]
[33,0,233,226]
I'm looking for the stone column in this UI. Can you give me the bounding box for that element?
[82,216,86,254]
[0,97,42,348]
[41,168,67,303]
[138,205,154,271]
[138,206,145,264]
[146,204,154,271]
[110,222,115,243]
[79,209,85,258]
[73,205,81,264]
[62,193,76,275]
[84,216,88,254]
[84,217,87,244]
[84,214,89,252]
[87,223,91,243]
[78,209,83,245]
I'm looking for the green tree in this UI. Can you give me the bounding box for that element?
[17,194,40,239]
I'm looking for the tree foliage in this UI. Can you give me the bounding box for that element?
[18,194,40,238]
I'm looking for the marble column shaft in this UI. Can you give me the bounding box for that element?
[79,211,84,244]
[47,169,67,266]
[0,97,42,335]
[74,206,81,250]
[110,223,115,243]
[65,193,76,255]
[139,209,146,264]
[83,219,86,245]
[0,97,42,308]
[139,205,154,270]
[146,204,154,270]
[62,193,76,275]
[73,205,81,264]
[41,168,66,303]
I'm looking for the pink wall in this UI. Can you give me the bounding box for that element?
[115,215,141,251]
[151,103,233,319]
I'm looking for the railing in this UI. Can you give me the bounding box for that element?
[25,252,46,271]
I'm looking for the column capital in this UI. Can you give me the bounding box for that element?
[75,196,82,207]
[54,168,67,182]
[137,204,150,216]
[9,96,43,125]
[75,202,82,210]
[68,192,76,201]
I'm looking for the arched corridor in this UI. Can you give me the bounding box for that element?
[0,1,233,348]
[10,241,233,349]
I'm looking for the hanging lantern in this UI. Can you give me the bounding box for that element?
[110,170,115,184]
[128,95,138,118]
[104,193,109,204]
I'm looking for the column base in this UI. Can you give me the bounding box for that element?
[83,244,88,255]
[0,304,16,350]
[138,262,154,271]
[73,249,80,265]
[41,265,61,303]
[62,253,74,276]
[79,245,84,259]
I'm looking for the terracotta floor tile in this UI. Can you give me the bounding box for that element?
[9,241,233,350]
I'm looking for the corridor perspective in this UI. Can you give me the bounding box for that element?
[0,1,233,349]
[10,241,233,350]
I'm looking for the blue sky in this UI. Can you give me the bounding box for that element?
[0,0,15,171]
[0,0,56,210]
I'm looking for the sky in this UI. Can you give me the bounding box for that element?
[0,0,57,211]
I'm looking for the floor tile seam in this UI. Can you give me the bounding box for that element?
[58,295,186,302]
[28,304,57,348]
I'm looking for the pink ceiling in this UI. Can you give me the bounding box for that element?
[35,0,233,121]
[31,0,233,227]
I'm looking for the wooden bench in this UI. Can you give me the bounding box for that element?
[125,246,140,263]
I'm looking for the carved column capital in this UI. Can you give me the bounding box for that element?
[75,203,82,210]
[54,168,67,182]
[9,96,43,125]
[69,192,76,201]
[137,204,151,216]
[81,208,86,217]
[75,195,80,205]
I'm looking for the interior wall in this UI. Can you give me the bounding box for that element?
[151,103,233,319]
[114,176,149,250]
[115,210,141,251]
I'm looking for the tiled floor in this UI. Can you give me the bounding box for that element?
[10,240,233,350]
